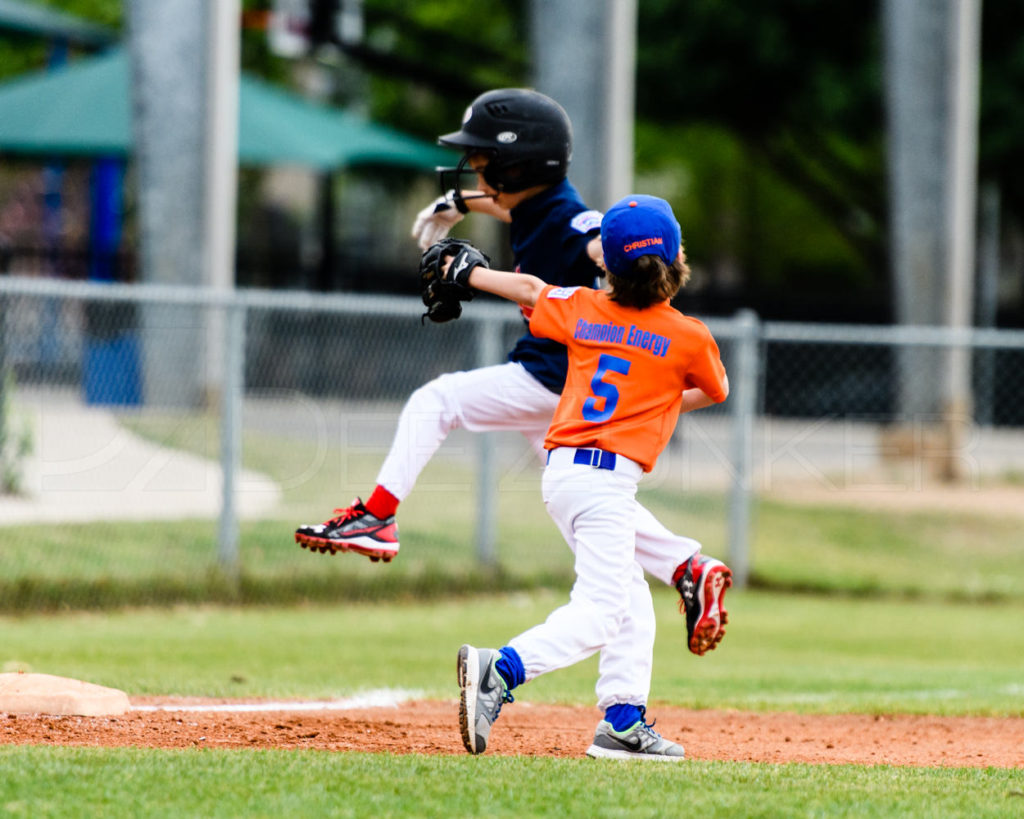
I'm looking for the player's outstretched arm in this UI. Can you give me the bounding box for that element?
[466,266,545,308]
[679,377,730,414]
[431,238,543,308]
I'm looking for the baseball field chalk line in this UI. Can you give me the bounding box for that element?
[132,688,424,714]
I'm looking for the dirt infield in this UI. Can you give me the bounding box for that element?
[3,699,1022,767]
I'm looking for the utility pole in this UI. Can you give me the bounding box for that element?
[204,0,241,403]
[128,0,240,407]
[883,0,981,480]
[530,0,637,210]
[128,0,205,407]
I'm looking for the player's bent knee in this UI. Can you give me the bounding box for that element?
[406,377,462,431]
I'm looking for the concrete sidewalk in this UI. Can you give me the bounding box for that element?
[0,390,281,525]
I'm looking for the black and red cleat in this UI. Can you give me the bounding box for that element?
[673,553,732,656]
[294,498,399,562]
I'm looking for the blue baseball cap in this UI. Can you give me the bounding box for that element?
[600,194,681,278]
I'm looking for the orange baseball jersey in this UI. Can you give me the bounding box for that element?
[529,285,728,472]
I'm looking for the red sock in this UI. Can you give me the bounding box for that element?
[365,485,400,519]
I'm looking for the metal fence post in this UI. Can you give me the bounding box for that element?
[475,317,503,566]
[218,299,245,578]
[727,309,759,589]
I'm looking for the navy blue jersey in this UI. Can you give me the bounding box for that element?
[507,179,602,393]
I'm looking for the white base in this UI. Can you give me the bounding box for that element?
[0,672,130,716]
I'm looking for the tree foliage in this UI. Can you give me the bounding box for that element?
[632,0,1023,318]
[634,0,886,310]
[979,1,1024,217]
[10,0,1024,319]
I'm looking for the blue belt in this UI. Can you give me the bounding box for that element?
[572,448,617,471]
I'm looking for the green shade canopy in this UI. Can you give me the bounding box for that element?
[0,0,115,47]
[0,48,454,170]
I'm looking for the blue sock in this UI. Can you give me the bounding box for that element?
[605,703,643,732]
[494,646,525,690]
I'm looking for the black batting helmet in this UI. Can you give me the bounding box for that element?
[437,88,573,204]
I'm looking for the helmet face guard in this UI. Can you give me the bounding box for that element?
[436,152,492,213]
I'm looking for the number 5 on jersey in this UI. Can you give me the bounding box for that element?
[583,354,631,422]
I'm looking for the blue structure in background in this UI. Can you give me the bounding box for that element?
[87,158,122,284]
[0,2,139,405]
[83,331,141,405]
[84,156,141,405]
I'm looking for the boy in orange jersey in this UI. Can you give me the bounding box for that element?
[436,195,730,760]
[296,89,727,667]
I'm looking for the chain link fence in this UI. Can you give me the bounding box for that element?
[1,275,1022,609]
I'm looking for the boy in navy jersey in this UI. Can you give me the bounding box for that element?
[295,89,731,658]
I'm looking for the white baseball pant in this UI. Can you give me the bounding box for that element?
[374,362,701,586]
[510,448,653,708]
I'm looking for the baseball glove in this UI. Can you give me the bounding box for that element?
[419,238,490,323]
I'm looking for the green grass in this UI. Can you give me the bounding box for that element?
[3,469,1023,611]
[748,499,1024,600]
[3,589,1022,817]
[2,746,1021,819]
[2,408,1023,612]
[6,380,1023,818]
[3,591,1022,716]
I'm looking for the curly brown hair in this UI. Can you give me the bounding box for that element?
[607,249,691,309]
